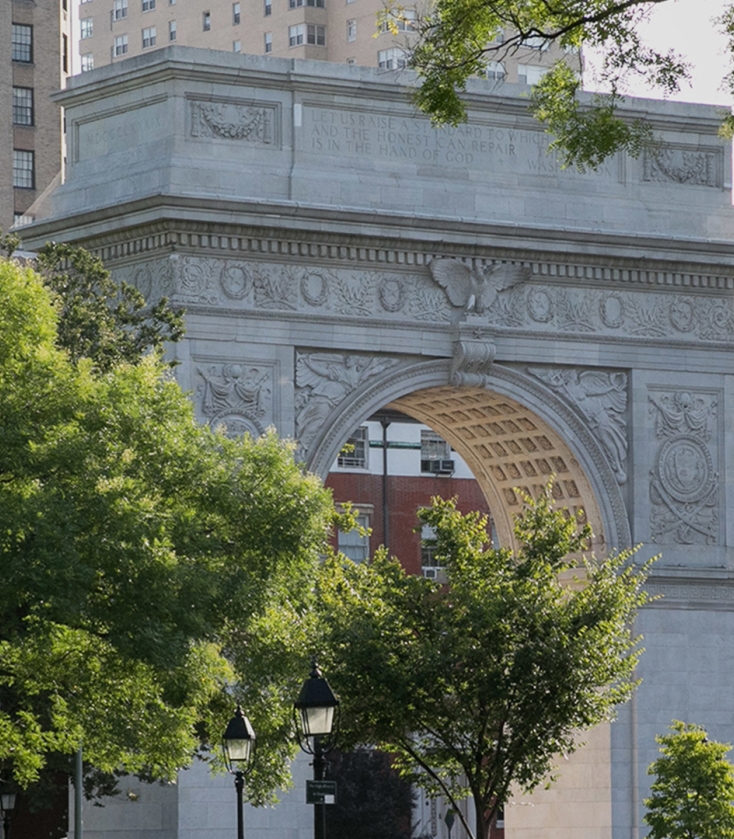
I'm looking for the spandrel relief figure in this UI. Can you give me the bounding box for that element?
[295,352,396,456]
[529,368,628,483]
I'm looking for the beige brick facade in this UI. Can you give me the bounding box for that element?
[79,0,570,80]
[3,0,69,234]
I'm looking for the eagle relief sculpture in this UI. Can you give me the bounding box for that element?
[429,257,530,318]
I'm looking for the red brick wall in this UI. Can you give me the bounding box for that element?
[325,472,491,574]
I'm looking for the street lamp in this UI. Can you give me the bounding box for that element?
[221,705,256,839]
[294,659,340,839]
[0,792,16,839]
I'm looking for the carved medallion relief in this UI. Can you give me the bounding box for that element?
[648,389,719,545]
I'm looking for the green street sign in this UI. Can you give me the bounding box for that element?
[306,780,337,805]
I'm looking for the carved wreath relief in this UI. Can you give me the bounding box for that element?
[648,390,719,545]
[528,368,628,484]
[294,352,398,459]
[190,100,275,145]
[643,145,721,188]
[196,362,272,438]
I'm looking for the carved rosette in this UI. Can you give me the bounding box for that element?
[195,362,273,437]
[111,258,175,301]
[648,390,719,545]
[294,351,399,460]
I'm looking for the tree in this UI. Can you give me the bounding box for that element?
[316,487,651,839]
[404,0,714,170]
[34,242,185,372]
[644,721,734,839]
[0,256,336,805]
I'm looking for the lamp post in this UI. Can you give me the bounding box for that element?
[0,792,16,839]
[294,659,340,839]
[221,705,256,839]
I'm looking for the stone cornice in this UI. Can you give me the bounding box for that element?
[23,194,734,286]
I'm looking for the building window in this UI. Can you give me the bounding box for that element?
[307,23,326,44]
[338,427,368,469]
[517,64,547,85]
[346,56,355,64]
[169,20,177,39]
[80,53,94,71]
[170,0,176,4]
[288,24,304,46]
[338,514,370,563]
[114,34,129,54]
[142,26,156,47]
[264,32,272,53]
[233,39,241,51]
[12,213,34,228]
[80,18,93,38]
[420,523,443,579]
[12,24,33,62]
[377,48,407,69]
[346,18,356,41]
[114,0,128,19]
[420,430,454,474]
[13,150,35,190]
[12,87,33,126]
[63,34,69,72]
[264,0,271,15]
[290,0,325,7]
[232,2,241,23]
[523,35,548,50]
[203,11,211,30]
[142,0,155,10]
[80,0,93,3]
[485,61,505,80]
[379,9,416,31]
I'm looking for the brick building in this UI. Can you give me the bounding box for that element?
[326,412,493,578]
[2,0,70,233]
[77,0,572,80]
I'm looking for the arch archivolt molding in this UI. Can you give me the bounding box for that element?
[302,355,631,552]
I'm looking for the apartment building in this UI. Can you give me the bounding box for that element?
[78,0,570,80]
[2,0,70,233]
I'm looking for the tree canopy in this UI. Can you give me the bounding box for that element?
[405,0,727,169]
[0,256,335,804]
[316,488,651,839]
[645,721,734,839]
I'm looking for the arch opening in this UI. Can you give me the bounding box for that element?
[308,361,629,556]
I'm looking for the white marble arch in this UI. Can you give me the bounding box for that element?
[306,358,630,553]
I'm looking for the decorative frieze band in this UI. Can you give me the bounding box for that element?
[92,231,734,294]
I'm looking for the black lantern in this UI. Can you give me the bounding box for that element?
[221,705,256,839]
[294,660,340,745]
[294,660,340,839]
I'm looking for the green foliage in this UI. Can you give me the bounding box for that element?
[316,484,652,839]
[408,0,697,169]
[644,721,734,839]
[529,63,653,171]
[35,242,185,372]
[0,258,335,804]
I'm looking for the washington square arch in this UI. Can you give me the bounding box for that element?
[23,45,734,839]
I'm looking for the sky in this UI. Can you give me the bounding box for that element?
[588,0,733,106]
